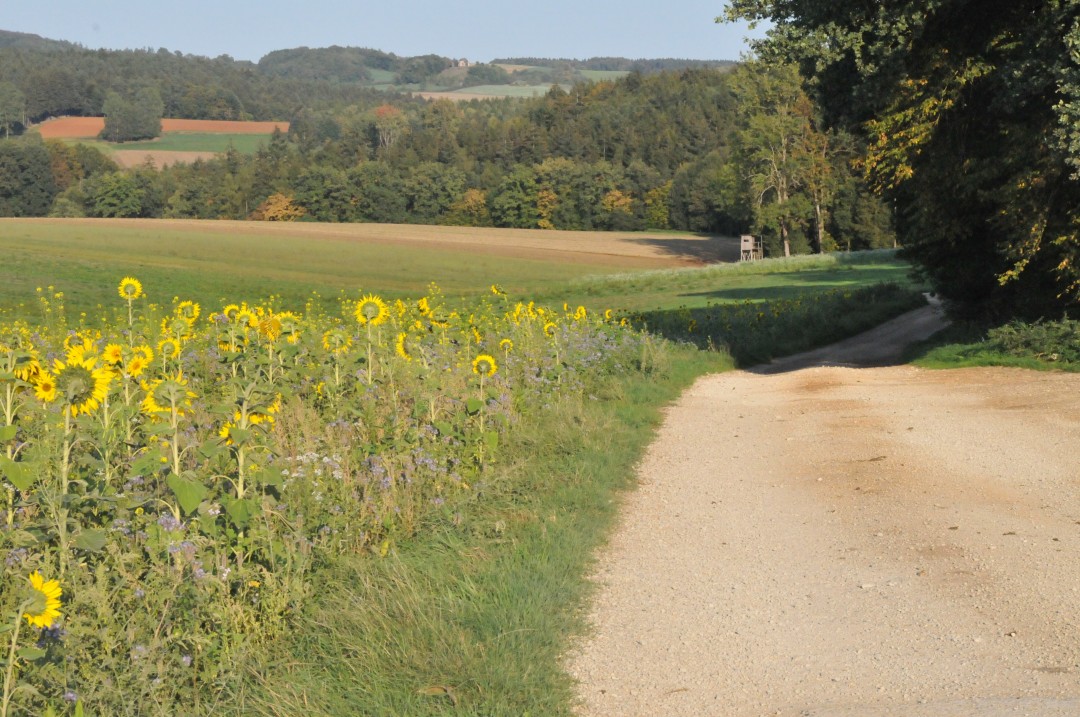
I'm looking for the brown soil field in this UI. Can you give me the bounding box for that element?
[34,217,737,268]
[34,117,289,138]
[110,150,218,169]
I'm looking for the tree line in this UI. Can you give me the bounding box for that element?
[0,64,895,255]
[722,0,1080,319]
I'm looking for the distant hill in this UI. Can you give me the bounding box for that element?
[492,57,737,73]
[0,29,76,52]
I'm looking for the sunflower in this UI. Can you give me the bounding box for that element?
[118,277,144,301]
[161,316,194,341]
[321,328,352,355]
[574,305,588,321]
[417,297,431,316]
[102,343,124,365]
[53,355,112,417]
[221,304,241,321]
[490,284,506,296]
[499,338,513,353]
[174,300,201,322]
[472,354,497,377]
[395,332,412,362]
[23,571,62,629]
[134,344,154,363]
[257,316,282,342]
[355,294,389,326]
[157,338,182,361]
[33,372,57,403]
[125,355,148,378]
[141,373,197,419]
[235,309,258,329]
[543,321,558,338]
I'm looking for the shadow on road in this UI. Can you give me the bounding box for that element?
[748,296,950,375]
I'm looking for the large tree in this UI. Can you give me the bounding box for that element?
[723,0,1080,318]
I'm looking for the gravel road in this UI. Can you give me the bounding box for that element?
[568,307,1080,716]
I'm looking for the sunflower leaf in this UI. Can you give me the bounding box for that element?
[168,474,208,516]
[0,425,16,441]
[465,398,483,415]
[0,456,35,492]
[16,646,46,661]
[73,529,107,552]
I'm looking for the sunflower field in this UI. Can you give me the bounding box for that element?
[0,279,649,715]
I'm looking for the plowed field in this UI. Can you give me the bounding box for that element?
[35,117,289,138]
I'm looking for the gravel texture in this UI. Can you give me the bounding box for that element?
[568,307,1080,716]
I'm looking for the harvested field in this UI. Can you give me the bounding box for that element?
[110,150,218,168]
[35,117,289,138]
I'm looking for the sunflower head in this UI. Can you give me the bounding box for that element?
[118,277,144,301]
[157,338,181,361]
[23,571,62,629]
[395,332,412,362]
[543,321,558,338]
[499,338,513,352]
[355,295,389,326]
[175,300,201,322]
[472,354,497,378]
[103,343,124,365]
[322,328,352,355]
[33,372,57,403]
[53,356,112,417]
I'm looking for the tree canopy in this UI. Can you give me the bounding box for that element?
[723,0,1080,319]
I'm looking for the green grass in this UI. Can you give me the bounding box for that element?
[541,249,920,312]
[0,219,656,320]
[65,133,271,155]
[237,343,731,715]
[451,84,553,97]
[906,320,1080,372]
[578,70,630,82]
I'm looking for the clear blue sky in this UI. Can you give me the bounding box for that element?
[4,1,762,63]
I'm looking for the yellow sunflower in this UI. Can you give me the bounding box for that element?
[175,300,201,322]
[33,372,58,403]
[23,571,62,629]
[140,372,197,419]
[125,355,148,378]
[157,338,182,361]
[53,355,112,417]
[355,294,390,326]
[417,297,431,316]
[472,354,497,377]
[543,321,558,338]
[118,277,144,301]
[134,344,154,363]
[321,328,352,355]
[395,332,412,362]
[499,338,513,353]
[102,343,124,365]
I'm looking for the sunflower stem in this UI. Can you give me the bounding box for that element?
[0,608,24,717]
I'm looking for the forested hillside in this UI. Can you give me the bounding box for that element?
[0,32,896,254]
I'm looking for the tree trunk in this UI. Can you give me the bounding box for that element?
[781,221,791,257]
[814,200,825,253]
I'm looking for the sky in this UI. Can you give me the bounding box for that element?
[4,1,764,63]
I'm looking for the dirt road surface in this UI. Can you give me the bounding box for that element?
[569,308,1080,716]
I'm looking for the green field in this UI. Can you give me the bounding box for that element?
[579,69,631,81]
[0,219,660,319]
[452,84,553,97]
[65,132,271,155]
[0,220,918,322]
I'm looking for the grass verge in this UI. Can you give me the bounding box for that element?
[907,319,1080,372]
[236,342,730,716]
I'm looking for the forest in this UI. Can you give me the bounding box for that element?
[0,33,895,257]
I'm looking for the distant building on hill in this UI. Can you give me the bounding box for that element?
[456,59,470,67]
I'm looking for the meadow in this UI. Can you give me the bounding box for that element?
[0,219,931,715]
[64,134,271,156]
